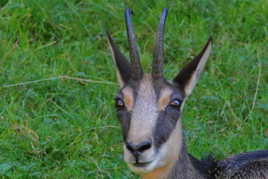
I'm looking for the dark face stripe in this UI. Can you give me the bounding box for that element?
[152,80,183,148]
[117,82,140,142]
[117,110,131,142]
[153,108,180,148]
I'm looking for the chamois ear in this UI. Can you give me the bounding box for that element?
[107,32,132,87]
[173,38,212,96]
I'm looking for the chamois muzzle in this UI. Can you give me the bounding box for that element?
[126,140,152,156]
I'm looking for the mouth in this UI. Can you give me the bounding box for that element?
[133,161,152,168]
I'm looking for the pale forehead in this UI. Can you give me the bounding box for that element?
[138,74,173,102]
[121,74,174,110]
[127,75,157,143]
[138,74,155,98]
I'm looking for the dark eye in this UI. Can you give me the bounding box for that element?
[168,99,182,108]
[115,97,125,109]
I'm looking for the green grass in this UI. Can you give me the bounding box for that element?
[0,0,267,178]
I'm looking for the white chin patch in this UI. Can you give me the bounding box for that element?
[128,160,158,175]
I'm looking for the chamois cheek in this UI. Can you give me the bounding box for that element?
[153,111,178,148]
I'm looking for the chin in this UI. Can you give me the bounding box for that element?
[128,160,157,175]
[127,151,168,175]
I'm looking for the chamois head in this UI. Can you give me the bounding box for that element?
[107,8,212,175]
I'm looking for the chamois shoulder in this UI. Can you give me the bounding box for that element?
[213,150,268,179]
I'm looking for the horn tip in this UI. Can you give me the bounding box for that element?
[105,30,112,40]
[208,36,213,42]
[160,8,168,23]
[125,8,133,15]
[105,30,110,36]
[163,8,168,13]
[207,36,213,47]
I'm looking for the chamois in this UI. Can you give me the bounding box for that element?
[107,8,268,179]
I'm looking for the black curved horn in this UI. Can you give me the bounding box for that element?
[125,8,143,80]
[152,8,168,80]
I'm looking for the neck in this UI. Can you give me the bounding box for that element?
[143,139,207,179]
[167,142,206,179]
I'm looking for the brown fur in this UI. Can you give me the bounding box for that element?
[122,87,134,111]
[143,163,172,179]
[158,88,172,111]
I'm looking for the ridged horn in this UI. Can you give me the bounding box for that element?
[152,8,168,80]
[125,8,143,80]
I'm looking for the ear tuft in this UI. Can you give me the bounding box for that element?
[173,38,212,96]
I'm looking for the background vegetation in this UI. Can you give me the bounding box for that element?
[0,0,267,178]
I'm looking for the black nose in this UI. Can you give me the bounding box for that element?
[126,140,152,154]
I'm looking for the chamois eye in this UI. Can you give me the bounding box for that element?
[115,98,125,109]
[169,99,182,108]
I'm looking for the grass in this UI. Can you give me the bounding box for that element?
[0,0,267,178]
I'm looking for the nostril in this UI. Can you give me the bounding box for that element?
[137,141,152,152]
[126,140,152,153]
[126,141,135,152]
